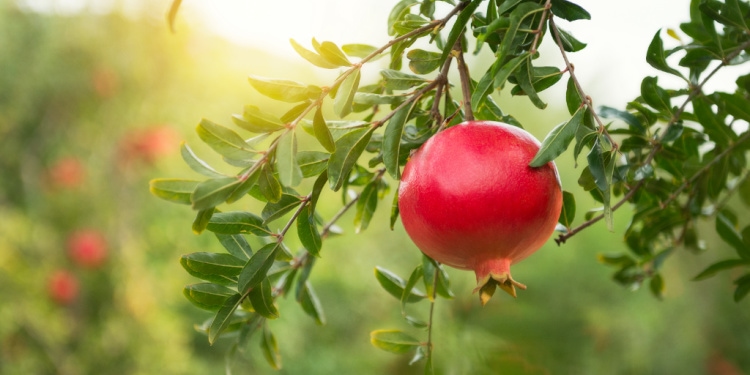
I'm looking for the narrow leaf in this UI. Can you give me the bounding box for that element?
[318,41,351,67]
[261,193,303,224]
[208,293,243,345]
[716,213,750,260]
[184,283,237,311]
[196,119,257,160]
[180,252,245,286]
[297,205,322,257]
[640,76,672,114]
[192,208,214,234]
[233,105,285,133]
[191,177,242,211]
[550,0,591,21]
[258,163,283,203]
[370,330,421,354]
[328,127,375,191]
[693,259,750,280]
[276,130,303,187]
[354,182,379,233]
[374,266,426,303]
[529,106,585,167]
[215,233,253,260]
[238,242,280,294]
[380,69,428,90]
[248,75,319,103]
[298,281,326,325]
[313,106,336,152]
[646,30,684,78]
[297,151,330,178]
[333,69,360,118]
[150,179,200,205]
[181,142,226,178]
[207,211,272,236]
[289,39,339,68]
[439,0,483,64]
[383,101,414,179]
[558,190,576,228]
[248,278,279,319]
[734,274,750,302]
[260,324,282,370]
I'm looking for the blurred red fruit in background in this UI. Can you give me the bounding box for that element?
[48,157,86,189]
[119,125,179,165]
[48,270,79,305]
[67,229,108,269]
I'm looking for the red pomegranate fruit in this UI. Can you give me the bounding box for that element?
[48,270,79,305]
[398,121,562,304]
[67,229,108,269]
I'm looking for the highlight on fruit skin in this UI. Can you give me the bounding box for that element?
[397,120,563,304]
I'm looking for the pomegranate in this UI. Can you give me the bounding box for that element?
[48,270,79,305]
[398,121,562,304]
[67,229,108,269]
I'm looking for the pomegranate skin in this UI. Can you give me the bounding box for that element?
[398,121,562,301]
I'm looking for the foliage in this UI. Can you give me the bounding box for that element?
[156,0,750,371]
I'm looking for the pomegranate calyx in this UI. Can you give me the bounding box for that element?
[474,272,528,305]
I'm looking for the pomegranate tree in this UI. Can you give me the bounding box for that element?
[398,121,563,304]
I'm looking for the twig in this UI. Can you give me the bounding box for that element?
[455,38,474,121]
[529,0,552,55]
[548,16,617,150]
[430,56,454,125]
[424,265,440,371]
[556,37,750,245]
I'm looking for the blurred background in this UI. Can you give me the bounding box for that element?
[1,0,748,374]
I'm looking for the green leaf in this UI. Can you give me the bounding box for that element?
[180,143,226,178]
[280,101,312,124]
[555,27,587,52]
[646,30,685,78]
[529,106,585,167]
[550,0,591,21]
[565,76,583,115]
[498,2,543,59]
[370,330,421,354]
[215,233,253,261]
[184,283,237,311]
[693,259,750,280]
[559,191,576,228]
[207,211,272,236]
[493,52,531,91]
[471,58,503,112]
[374,266,426,303]
[226,167,261,204]
[390,186,401,230]
[740,176,750,207]
[353,93,399,106]
[258,163,283,203]
[640,76,672,114]
[208,293,243,345]
[248,278,279,319]
[649,274,665,299]
[402,265,424,310]
[149,179,200,205]
[599,106,645,133]
[587,138,614,230]
[275,130,303,187]
[309,171,328,216]
[342,43,378,58]
[196,119,257,160]
[439,0,483,64]
[383,101,414,180]
[297,151,330,178]
[513,57,547,109]
[297,205,322,257]
[248,75,319,103]
[717,92,750,123]
[260,324,282,370]
[693,97,734,148]
[232,105,286,133]
[289,38,339,69]
[238,242,280,294]
[355,182,379,233]
[421,256,454,300]
[192,208,214,234]
[312,106,336,153]
[381,69,428,90]
[734,274,750,302]
[298,281,326,325]
[716,212,750,260]
[333,69,360,118]
[191,177,242,211]
[317,41,351,67]
[328,127,375,191]
[261,193,303,224]
[407,49,442,74]
[180,252,245,286]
